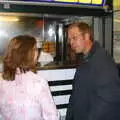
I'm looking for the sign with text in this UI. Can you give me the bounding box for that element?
[14,0,105,6]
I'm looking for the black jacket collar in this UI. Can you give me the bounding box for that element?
[79,41,100,63]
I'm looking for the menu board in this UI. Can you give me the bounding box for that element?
[12,0,105,6]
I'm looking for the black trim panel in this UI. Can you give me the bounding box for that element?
[51,90,72,96]
[48,80,73,86]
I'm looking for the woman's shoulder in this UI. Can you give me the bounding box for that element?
[26,71,47,84]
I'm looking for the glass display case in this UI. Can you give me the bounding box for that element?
[0,0,113,70]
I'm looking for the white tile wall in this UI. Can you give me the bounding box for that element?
[37,68,76,118]
[37,69,76,81]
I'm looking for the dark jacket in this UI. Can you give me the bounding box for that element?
[66,42,120,120]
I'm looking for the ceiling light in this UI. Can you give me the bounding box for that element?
[0,16,19,22]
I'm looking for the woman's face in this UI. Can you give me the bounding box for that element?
[33,45,38,62]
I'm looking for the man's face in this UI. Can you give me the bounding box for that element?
[68,26,86,54]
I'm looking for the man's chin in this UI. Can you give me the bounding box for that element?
[75,51,82,54]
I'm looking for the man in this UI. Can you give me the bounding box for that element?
[65,22,120,120]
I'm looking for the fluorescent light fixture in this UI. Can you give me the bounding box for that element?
[0,16,19,22]
[92,0,103,4]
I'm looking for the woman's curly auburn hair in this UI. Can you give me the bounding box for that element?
[2,35,37,81]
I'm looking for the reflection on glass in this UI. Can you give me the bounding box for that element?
[0,13,93,69]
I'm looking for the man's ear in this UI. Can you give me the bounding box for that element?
[84,33,90,41]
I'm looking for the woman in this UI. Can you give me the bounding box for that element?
[0,35,59,120]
